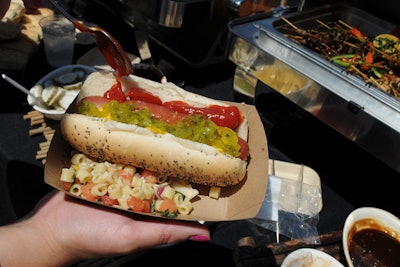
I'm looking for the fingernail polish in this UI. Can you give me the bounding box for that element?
[189,235,210,242]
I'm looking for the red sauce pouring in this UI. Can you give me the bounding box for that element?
[49,0,133,77]
[72,22,133,77]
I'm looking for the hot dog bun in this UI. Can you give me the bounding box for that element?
[60,71,249,187]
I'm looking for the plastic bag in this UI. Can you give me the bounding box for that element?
[249,172,322,245]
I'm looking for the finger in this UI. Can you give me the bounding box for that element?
[114,218,210,252]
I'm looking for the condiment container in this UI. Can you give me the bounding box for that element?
[27,65,96,120]
[281,248,344,267]
[342,207,400,267]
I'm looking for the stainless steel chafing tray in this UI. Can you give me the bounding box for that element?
[226,3,400,173]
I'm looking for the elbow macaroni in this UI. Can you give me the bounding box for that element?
[91,183,108,196]
[69,184,82,196]
[209,186,221,199]
[177,200,193,215]
[60,167,75,182]
[160,185,175,200]
[60,153,200,217]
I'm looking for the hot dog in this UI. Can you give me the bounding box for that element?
[60,70,250,187]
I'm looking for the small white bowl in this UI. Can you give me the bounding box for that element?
[342,207,400,267]
[27,64,96,120]
[281,248,344,267]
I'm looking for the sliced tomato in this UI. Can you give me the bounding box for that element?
[163,101,242,129]
[132,100,189,124]
[238,137,250,160]
[126,88,162,105]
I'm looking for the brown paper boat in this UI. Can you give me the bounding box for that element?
[44,101,269,221]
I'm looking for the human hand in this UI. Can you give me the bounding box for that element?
[0,190,210,267]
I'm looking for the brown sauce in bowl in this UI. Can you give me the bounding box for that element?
[349,219,400,267]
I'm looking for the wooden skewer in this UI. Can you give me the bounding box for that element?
[315,19,331,30]
[338,19,352,29]
[236,231,343,265]
[367,76,390,93]
[280,16,299,30]
[350,65,369,81]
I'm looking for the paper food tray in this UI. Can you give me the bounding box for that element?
[44,101,269,222]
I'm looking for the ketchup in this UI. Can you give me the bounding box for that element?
[103,82,243,129]
[163,101,242,129]
[103,81,125,102]
[93,29,132,77]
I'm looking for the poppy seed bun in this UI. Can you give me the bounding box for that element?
[61,114,247,186]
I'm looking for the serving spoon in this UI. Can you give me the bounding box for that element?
[2,73,51,109]
[49,0,133,77]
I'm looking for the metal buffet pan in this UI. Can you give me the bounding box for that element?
[226,3,400,173]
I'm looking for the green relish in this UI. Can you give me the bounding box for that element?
[77,100,241,157]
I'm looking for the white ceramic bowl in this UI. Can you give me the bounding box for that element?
[27,65,96,120]
[342,207,400,267]
[281,248,344,267]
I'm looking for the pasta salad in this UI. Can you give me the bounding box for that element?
[60,153,199,218]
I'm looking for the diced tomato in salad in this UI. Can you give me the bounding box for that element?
[127,196,146,212]
[159,198,178,214]
[101,195,119,206]
[81,183,100,202]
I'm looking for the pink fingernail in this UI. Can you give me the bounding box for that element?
[189,235,210,242]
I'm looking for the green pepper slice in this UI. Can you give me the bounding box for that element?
[330,54,360,67]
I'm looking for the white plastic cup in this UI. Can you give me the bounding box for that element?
[40,14,75,67]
